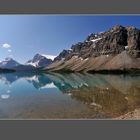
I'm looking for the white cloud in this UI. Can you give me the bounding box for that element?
[1,94,10,99]
[1,43,11,48]
[8,49,12,52]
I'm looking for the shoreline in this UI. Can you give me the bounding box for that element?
[117,108,140,120]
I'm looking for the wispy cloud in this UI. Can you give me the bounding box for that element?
[1,43,11,48]
[8,49,12,52]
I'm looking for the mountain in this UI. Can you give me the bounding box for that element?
[0,57,36,72]
[26,53,55,68]
[0,57,20,69]
[0,54,56,72]
[46,25,140,73]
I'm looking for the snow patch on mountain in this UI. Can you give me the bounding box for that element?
[41,54,56,60]
[91,38,102,43]
[26,61,40,67]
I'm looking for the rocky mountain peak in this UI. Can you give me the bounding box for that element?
[5,57,14,61]
[26,53,53,68]
[0,57,20,69]
[111,25,125,30]
[52,25,140,64]
[54,49,72,61]
[32,53,45,61]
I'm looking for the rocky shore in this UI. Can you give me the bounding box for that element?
[117,108,140,120]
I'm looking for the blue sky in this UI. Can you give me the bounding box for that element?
[0,15,140,63]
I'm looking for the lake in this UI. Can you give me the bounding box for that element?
[0,72,140,119]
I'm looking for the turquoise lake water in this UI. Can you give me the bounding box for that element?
[0,72,140,119]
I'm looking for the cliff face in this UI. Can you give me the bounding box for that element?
[46,25,140,72]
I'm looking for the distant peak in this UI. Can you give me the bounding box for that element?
[34,53,41,57]
[127,26,137,30]
[5,57,13,61]
[112,24,124,28]
[111,25,126,31]
[33,53,56,60]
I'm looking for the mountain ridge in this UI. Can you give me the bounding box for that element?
[0,25,140,73]
[45,25,140,73]
[0,54,56,72]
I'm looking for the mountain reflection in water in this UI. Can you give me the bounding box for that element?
[0,72,140,119]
